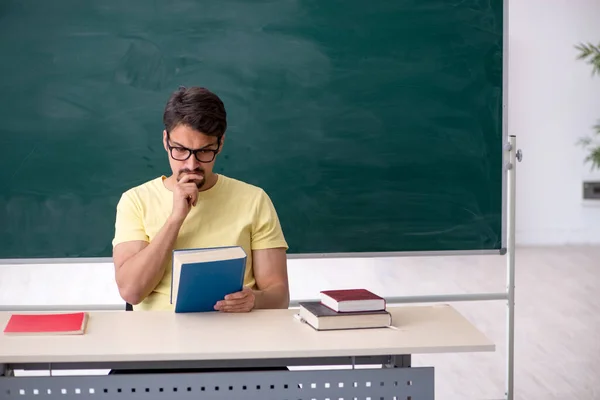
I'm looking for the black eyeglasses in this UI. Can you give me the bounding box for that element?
[166,133,221,163]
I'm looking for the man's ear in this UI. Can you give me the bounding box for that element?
[217,134,226,154]
[162,130,168,152]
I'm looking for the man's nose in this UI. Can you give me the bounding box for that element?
[184,155,201,170]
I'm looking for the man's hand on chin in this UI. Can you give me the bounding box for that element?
[214,286,255,313]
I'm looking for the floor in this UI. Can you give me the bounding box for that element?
[2,245,600,399]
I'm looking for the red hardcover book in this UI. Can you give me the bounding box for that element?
[3,312,88,336]
[319,289,386,312]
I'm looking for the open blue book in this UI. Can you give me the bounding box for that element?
[170,246,247,313]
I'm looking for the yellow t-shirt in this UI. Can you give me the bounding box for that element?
[112,174,288,311]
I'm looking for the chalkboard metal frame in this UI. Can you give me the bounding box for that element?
[0,248,503,264]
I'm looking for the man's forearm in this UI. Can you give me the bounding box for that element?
[116,217,183,304]
[253,283,290,309]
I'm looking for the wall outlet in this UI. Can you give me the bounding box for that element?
[583,181,600,199]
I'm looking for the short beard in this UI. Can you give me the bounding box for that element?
[177,168,205,189]
[195,179,205,189]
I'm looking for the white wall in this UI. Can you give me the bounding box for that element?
[511,0,600,245]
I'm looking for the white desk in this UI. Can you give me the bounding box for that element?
[0,304,494,400]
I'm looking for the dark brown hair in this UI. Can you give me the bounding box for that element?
[163,86,227,138]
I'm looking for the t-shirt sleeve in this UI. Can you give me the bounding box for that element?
[112,190,149,247]
[251,189,289,251]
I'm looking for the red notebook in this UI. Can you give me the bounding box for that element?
[320,289,386,312]
[3,312,88,336]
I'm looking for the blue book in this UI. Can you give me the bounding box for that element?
[170,246,247,313]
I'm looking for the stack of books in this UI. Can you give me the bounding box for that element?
[297,289,392,331]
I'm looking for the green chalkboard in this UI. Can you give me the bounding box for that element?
[0,0,504,258]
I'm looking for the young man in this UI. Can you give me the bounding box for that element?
[112,86,290,312]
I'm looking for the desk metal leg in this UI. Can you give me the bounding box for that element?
[0,364,13,377]
[0,366,434,399]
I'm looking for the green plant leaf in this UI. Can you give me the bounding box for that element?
[576,43,600,170]
[586,146,600,170]
[575,42,600,75]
